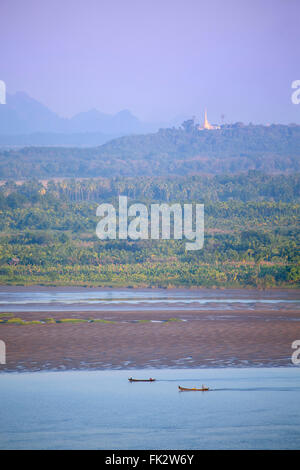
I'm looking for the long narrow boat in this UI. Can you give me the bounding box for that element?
[178,385,209,391]
[128,377,156,382]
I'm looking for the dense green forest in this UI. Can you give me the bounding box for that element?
[1,123,300,178]
[0,172,299,288]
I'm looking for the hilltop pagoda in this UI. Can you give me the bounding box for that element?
[198,109,220,130]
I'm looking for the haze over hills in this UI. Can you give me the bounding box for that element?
[0,120,299,179]
[1,92,299,179]
[0,92,167,146]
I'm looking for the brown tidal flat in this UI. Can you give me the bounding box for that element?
[1,308,300,371]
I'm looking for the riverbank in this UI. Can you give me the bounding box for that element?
[1,308,299,372]
[0,287,299,372]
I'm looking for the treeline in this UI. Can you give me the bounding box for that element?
[0,173,299,288]
[1,172,300,206]
[0,123,299,178]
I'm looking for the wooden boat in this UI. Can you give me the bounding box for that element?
[128,377,156,382]
[178,385,209,391]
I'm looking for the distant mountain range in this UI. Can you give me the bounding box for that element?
[0,92,173,146]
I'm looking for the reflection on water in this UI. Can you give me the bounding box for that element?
[0,367,300,450]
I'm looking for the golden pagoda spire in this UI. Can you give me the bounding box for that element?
[204,108,210,129]
[198,109,220,131]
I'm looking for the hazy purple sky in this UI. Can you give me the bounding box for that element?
[1,0,300,124]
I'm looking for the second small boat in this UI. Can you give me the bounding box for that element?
[178,385,209,391]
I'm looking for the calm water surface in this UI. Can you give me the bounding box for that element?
[0,367,300,449]
[0,288,299,312]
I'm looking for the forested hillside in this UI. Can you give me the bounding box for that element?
[1,123,299,178]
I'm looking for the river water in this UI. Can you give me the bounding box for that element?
[0,287,299,312]
[0,367,299,450]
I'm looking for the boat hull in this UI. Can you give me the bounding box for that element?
[128,378,156,382]
[178,386,209,391]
